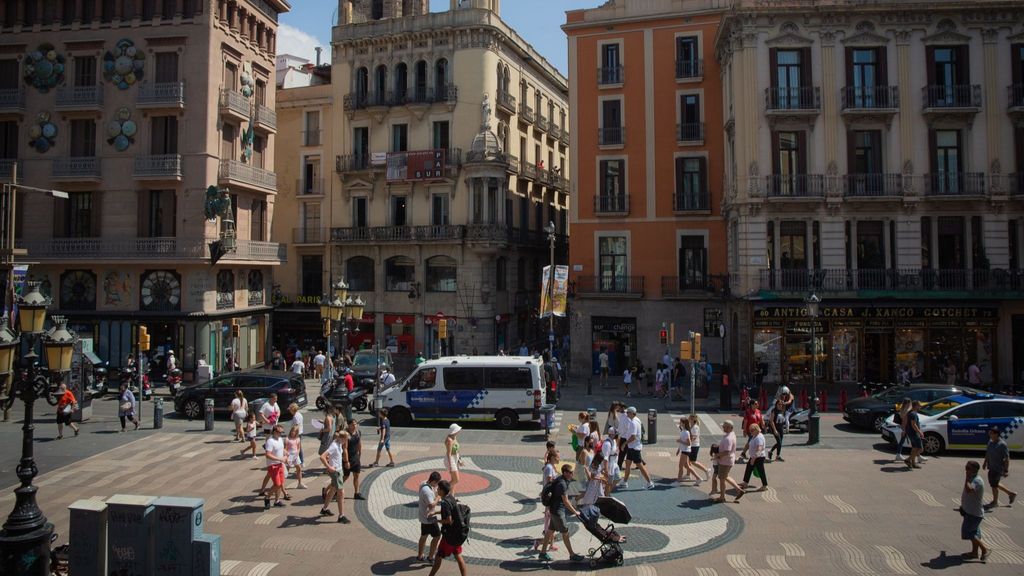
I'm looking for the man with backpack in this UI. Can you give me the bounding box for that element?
[428,480,469,576]
[538,464,585,563]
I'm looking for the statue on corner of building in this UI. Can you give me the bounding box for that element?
[481,93,491,131]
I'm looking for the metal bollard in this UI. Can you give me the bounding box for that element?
[204,398,215,431]
[586,407,597,422]
[647,408,657,445]
[153,397,164,429]
[587,377,592,396]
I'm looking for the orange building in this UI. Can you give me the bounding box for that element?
[564,1,730,378]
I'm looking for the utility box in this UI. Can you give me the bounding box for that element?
[192,533,221,576]
[69,499,107,576]
[153,496,205,575]
[106,494,157,576]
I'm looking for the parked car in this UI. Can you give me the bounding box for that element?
[881,395,1024,455]
[843,384,985,431]
[350,349,394,391]
[173,369,306,419]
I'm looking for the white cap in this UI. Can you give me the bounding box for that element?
[167,350,175,355]
[606,426,618,436]
[447,423,463,436]
[626,406,637,415]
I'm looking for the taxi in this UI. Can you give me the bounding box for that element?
[881,395,1024,455]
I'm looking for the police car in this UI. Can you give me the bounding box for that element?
[880,395,1024,455]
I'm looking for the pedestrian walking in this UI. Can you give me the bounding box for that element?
[258,392,281,437]
[636,359,647,396]
[418,471,442,561]
[905,400,925,469]
[230,390,248,442]
[739,399,763,462]
[622,366,632,397]
[313,350,326,379]
[240,413,258,459]
[676,417,698,485]
[370,408,396,468]
[534,450,561,552]
[603,402,620,435]
[537,464,585,563]
[958,460,990,562]
[445,423,463,494]
[117,382,139,432]
[344,419,364,500]
[262,425,288,510]
[684,414,712,481]
[55,383,80,439]
[317,405,338,461]
[738,423,768,497]
[427,480,469,576]
[983,427,1017,508]
[621,406,655,490]
[711,420,744,503]
[572,412,589,455]
[576,436,595,490]
[285,425,307,490]
[615,403,631,469]
[598,348,609,387]
[893,398,913,462]
[318,429,351,523]
[600,428,622,492]
[288,402,305,473]
[766,399,787,462]
[290,356,305,376]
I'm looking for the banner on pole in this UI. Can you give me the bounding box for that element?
[539,265,569,318]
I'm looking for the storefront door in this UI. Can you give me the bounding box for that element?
[863,332,893,383]
[591,317,636,376]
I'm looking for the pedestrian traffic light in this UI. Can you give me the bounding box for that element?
[679,340,692,361]
[138,325,150,351]
[322,318,331,338]
[438,319,448,340]
[693,332,702,360]
[231,321,240,338]
[659,329,668,345]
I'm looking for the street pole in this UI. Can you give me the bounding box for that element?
[688,331,696,415]
[546,222,556,361]
[806,293,821,445]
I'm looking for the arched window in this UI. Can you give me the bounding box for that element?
[435,58,448,93]
[374,64,387,104]
[346,256,375,292]
[394,62,408,102]
[497,64,504,94]
[426,256,457,292]
[355,67,369,104]
[217,270,234,310]
[385,256,416,291]
[371,0,384,20]
[414,60,428,101]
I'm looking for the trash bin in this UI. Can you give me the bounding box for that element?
[647,409,657,445]
[808,410,821,445]
[540,404,556,435]
[204,398,215,431]
[586,407,597,421]
[153,398,164,429]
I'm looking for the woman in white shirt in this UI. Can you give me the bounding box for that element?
[675,417,698,485]
[600,428,622,491]
[534,450,561,552]
[230,390,248,442]
[687,414,712,481]
[738,423,768,495]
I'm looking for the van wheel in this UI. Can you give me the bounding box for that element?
[496,409,519,430]
[923,432,945,455]
[389,407,412,427]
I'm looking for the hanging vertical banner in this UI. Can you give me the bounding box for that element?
[539,265,569,318]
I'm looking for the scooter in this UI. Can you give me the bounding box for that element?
[89,363,110,397]
[120,365,152,400]
[165,368,183,395]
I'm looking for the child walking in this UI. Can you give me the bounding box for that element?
[370,408,396,467]
[285,425,307,489]
[240,412,258,459]
[676,417,698,485]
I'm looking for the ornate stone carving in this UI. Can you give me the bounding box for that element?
[765,22,813,46]
[981,28,1000,44]
[818,30,837,46]
[894,30,914,45]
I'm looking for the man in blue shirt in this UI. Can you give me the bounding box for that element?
[983,427,1017,508]
[959,460,989,562]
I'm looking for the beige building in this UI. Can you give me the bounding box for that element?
[717,0,1024,390]
[1,0,289,377]
[271,0,569,362]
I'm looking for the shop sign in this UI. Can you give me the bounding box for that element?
[270,293,322,308]
[756,305,997,321]
[784,320,829,335]
[592,317,637,332]
[864,319,894,332]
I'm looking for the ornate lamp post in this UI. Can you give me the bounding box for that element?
[805,293,821,445]
[0,282,78,574]
[544,221,557,360]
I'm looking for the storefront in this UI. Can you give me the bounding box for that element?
[384,314,415,355]
[590,316,637,376]
[752,304,998,388]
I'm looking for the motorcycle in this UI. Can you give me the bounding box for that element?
[119,365,152,400]
[316,372,370,412]
[89,363,110,397]
[165,368,183,395]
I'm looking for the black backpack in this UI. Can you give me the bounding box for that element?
[541,477,565,508]
[444,497,472,546]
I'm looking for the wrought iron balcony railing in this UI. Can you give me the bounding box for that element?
[138,82,185,107]
[843,173,902,198]
[575,275,644,296]
[765,86,821,111]
[841,85,899,109]
[922,84,981,109]
[598,66,624,85]
[675,59,703,79]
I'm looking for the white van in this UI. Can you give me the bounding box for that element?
[378,356,548,429]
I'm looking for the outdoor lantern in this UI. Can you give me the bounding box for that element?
[342,296,355,320]
[333,278,349,303]
[319,295,332,321]
[16,281,50,335]
[42,316,77,373]
[329,296,345,322]
[350,296,365,323]
[0,316,20,375]
[806,293,820,318]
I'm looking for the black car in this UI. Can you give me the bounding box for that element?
[843,384,983,431]
[174,369,307,419]
[350,349,394,390]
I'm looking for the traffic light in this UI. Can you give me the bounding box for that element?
[231,321,240,339]
[659,329,668,345]
[138,325,151,351]
[693,332,702,360]
[322,318,331,338]
[438,319,448,340]
[679,340,692,361]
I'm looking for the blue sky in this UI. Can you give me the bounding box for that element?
[277,0,599,75]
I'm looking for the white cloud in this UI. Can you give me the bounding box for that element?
[277,23,331,65]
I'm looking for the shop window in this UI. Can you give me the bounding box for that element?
[930,328,963,382]
[216,270,234,310]
[385,256,415,291]
[831,328,859,382]
[785,331,825,387]
[426,256,457,292]
[895,329,925,382]
[346,256,375,292]
[966,327,993,385]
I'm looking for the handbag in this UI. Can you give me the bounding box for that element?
[62,404,74,415]
[120,402,133,411]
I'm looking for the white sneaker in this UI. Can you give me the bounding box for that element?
[704,470,711,481]
[694,479,702,487]
[646,482,656,490]
[620,482,629,489]
[918,456,929,462]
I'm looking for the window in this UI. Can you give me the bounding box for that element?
[433,121,450,150]
[69,120,96,157]
[301,255,323,296]
[1012,45,1024,107]
[771,131,807,196]
[353,127,369,166]
[346,256,375,291]
[496,257,507,291]
[435,59,448,93]
[301,202,321,233]
[769,48,810,109]
[442,367,485,391]
[352,197,368,228]
[426,256,457,292]
[0,60,18,89]
[137,190,175,237]
[598,159,625,212]
[66,193,93,238]
[394,63,408,102]
[355,67,369,103]
[414,61,427,101]
[372,0,384,20]
[142,0,156,19]
[676,36,700,78]
[846,47,887,107]
[155,52,179,83]
[674,157,707,211]
[385,256,415,291]
[100,0,113,22]
[82,0,95,21]
[151,116,178,155]
[253,135,264,168]
[847,130,883,195]
[600,100,622,145]
[374,65,387,102]
[485,367,532,389]
[678,236,707,289]
[927,46,969,106]
[74,56,96,87]
[62,0,75,24]
[856,220,885,270]
[988,401,1024,418]
[599,43,621,84]
[780,221,807,271]
[948,403,987,420]
[302,156,321,195]
[251,200,266,241]
[223,61,238,91]
[302,111,320,146]
[931,129,962,194]
[392,124,408,152]
[221,123,236,160]
[679,94,701,141]
[598,237,627,291]
[431,194,450,225]
[391,196,408,226]
[0,121,17,159]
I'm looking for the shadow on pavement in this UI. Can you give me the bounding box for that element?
[497,558,581,572]
[278,514,321,528]
[921,551,970,569]
[371,557,434,575]
[677,499,718,510]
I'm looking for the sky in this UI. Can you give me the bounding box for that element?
[277,0,599,76]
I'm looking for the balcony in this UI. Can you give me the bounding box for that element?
[758,268,1024,297]
[598,126,624,147]
[218,159,277,193]
[765,86,821,120]
[536,115,549,133]
[506,155,520,174]
[55,85,103,111]
[673,192,709,212]
[518,103,535,125]
[840,86,899,119]
[546,122,560,140]
[496,89,517,115]
[302,130,322,147]
[133,154,182,180]
[843,173,902,198]
[331,225,466,244]
[661,275,729,298]
[922,172,986,197]
[293,228,329,244]
[0,88,25,113]
[254,104,277,132]
[298,177,324,196]
[52,157,101,181]
[0,159,17,180]
[520,162,537,181]
[922,85,981,114]
[219,89,251,121]
[137,82,185,109]
[677,122,704,144]
[594,194,629,215]
[559,127,569,146]
[764,174,825,198]
[675,59,703,80]
[17,238,286,263]
[336,154,381,174]
[598,66,624,86]
[344,86,458,111]
[575,276,644,298]
[1008,84,1024,122]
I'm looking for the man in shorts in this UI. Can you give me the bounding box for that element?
[621,407,655,490]
[262,425,288,510]
[343,419,364,500]
[538,464,584,563]
[318,429,351,523]
[904,401,924,470]
[313,350,326,379]
[959,460,989,562]
[598,349,609,387]
[428,480,468,576]
[418,471,442,562]
[983,427,1017,508]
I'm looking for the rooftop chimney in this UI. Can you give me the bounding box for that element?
[315,47,322,66]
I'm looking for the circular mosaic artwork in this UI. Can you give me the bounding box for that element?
[106,107,137,151]
[24,44,65,93]
[356,455,743,568]
[103,39,145,90]
[28,112,57,153]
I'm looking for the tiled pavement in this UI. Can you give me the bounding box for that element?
[7,411,1024,575]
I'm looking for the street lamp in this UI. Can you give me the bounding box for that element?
[805,293,821,445]
[0,282,78,575]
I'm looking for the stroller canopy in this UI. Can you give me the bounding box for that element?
[595,497,631,525]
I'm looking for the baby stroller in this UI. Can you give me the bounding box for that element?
[581,496,630,568]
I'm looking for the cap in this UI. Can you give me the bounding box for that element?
[447,423,463,436]
[606,426,617,436]
[626,406,637,415]
[167,350,175,355]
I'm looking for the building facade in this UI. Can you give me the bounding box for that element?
[1,0,289,377]
[564,0,729,378]
[717,0,1024,390]
[272,0,569,363]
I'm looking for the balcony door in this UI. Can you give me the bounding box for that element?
[598,236,627,292]
[847,47,886,107]
[155,52,179,83]
[931,129,962,194]
[353,127,369,166]
[856,221,885,288]
[601,99,622,144]
[391,195,408,227]
[352,197,368,228]
[848,129,882,194]
[771,49,806,109]
[772,131,806,196]
[678,236,706,290]
[928,46,968,106]
[779,221,807,289]
[151,116,178,155]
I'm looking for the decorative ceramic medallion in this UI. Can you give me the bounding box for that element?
[240,62,255,98]
[28,112,57,153]
[23,44,65,93]
[106,107,137,152]
[60,270,97,311]
[140,270,181,312]
[103,39,146,90]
